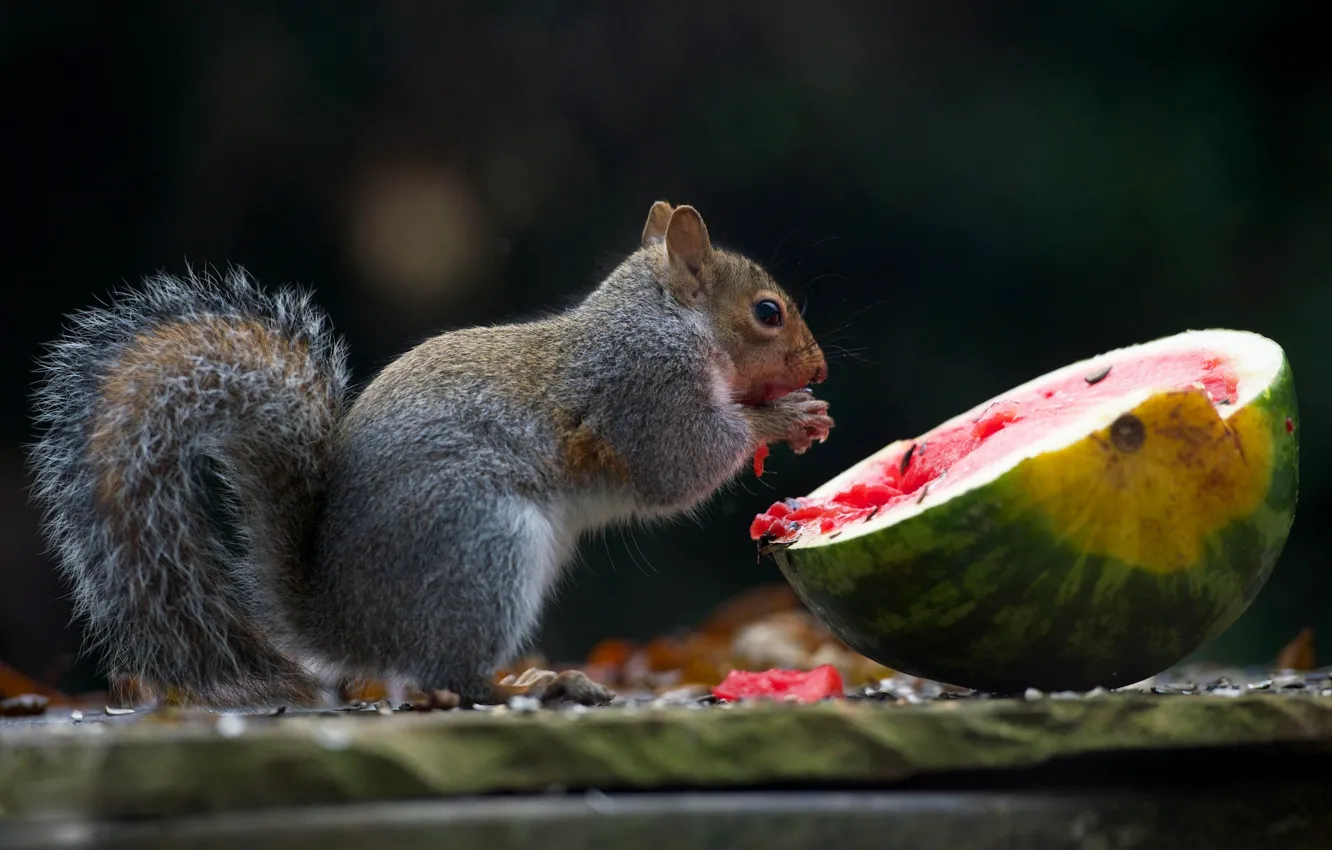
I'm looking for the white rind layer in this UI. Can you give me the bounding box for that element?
[791,329,1287,549]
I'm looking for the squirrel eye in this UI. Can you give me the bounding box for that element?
[753,299,784,328]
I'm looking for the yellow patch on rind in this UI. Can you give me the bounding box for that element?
[1014,389,1273,574]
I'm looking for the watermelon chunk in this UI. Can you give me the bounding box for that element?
[712,665,845,703]
[752,443,770,477]
[753,329,1298,693]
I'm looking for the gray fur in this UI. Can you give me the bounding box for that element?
[568,253,757,510]
[27,237,825,708]
[307,249,758,702]
[28,266,350,705]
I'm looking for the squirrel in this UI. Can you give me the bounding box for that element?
[26,200,834,710]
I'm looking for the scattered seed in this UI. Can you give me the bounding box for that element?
[402,689,462,711]
[1109,413,1146,453]
[1084,366,1112,385]
[104,706,135,716]
[828,532,842,540]
[428,689,462,710]
[899,443,917,475]
[216,714,247,738]
[915,485,930,504]
[864,506,880,522]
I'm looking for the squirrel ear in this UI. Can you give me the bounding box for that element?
[663,205,713,299]
[641,200,674,246]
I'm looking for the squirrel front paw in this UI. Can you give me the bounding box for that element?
[745,391,834,455]
[498,667,615,707]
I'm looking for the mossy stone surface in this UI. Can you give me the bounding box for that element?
[4,691,1332,820]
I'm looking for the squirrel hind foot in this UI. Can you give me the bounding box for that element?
[108,667,326,712]
[489,668,616,707]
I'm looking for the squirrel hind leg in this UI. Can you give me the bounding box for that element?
[421,668,614,709]
[494,668,616,707]
[107,657,326,712]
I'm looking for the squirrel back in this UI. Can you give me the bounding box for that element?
[28,268,349,706]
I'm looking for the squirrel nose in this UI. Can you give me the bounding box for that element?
[812,361,828,385]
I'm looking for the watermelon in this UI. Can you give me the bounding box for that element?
[751,329,1299,693]
[712,665,846,704]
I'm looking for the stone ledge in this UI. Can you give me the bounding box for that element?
[4,693,1332,820]
[5,787,1332,850]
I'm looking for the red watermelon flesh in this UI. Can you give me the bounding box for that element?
[751,351,1240,543]
[712,664,845,703]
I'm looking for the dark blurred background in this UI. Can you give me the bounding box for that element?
[2,1,1328,693]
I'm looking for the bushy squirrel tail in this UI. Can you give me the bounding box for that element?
[28,266,351,707]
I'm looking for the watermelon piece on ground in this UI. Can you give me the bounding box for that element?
[712,665,845,703]
[752,329,1299,693]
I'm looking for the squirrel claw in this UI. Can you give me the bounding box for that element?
[543,669,615,706]
[500,667,615,707]
[745,392,834,454]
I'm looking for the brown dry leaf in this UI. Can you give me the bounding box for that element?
[586,638,635,667]
[805,641,895,686]
[0,661,68,703]
[1275,627,1316,671]
[338,678,393,704]
[731,614,815,669]
[575,583,897,693]
[700,583,800,639]
[585,637,636,680]
[728,605,894,685]
[637,633,729,686]
[0,694,49,717]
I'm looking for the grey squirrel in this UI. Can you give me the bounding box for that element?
[27,200,833,709]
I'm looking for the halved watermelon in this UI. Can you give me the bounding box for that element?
[752,329,1298,693]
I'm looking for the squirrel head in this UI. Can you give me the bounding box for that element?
[641,200,828,406]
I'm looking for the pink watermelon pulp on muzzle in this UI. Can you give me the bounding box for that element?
[754,329,1298,693]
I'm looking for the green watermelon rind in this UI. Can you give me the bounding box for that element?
[771,346,1299,693]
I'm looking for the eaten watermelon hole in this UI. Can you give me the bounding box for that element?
[751,352,1241,544]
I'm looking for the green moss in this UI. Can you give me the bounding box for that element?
[3,695,1332,820]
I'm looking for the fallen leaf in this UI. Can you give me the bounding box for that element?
[1275,627,1316,671]
[0,661,67,702]
[0,694,50,717]
[586,638,636,668]
[699,583,800,639]
[338,678,391,704]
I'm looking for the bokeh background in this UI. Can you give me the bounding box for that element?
[2,1,1328,693]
